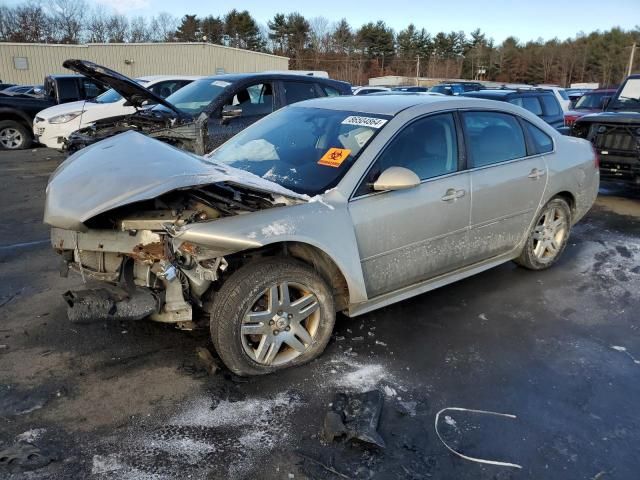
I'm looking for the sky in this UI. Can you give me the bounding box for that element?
[8,0,640,43]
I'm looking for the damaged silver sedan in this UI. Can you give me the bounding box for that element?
[44,95,599,375]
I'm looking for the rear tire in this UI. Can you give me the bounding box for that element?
[0,120,32,150]
[515,197,572,270]
[209,258,335,376]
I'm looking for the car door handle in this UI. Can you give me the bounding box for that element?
[528,168,546,179]
[441,188,466,202]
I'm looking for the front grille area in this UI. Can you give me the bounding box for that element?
[593,124,640,152]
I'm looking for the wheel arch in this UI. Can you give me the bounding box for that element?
[232,240,352,312]
[0,109,33,130]
[550,190,576,218]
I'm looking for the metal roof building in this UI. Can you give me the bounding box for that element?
[0,42,289,84]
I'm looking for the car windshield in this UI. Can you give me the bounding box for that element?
[430,85,449,94]
[207,106,389,195]
[153,78,229,115]
[93,88,124,104]
[574,91,609,110]
[609,79,640,110]
[92,80,149,104]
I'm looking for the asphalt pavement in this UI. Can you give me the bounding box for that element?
[1,147,639,479]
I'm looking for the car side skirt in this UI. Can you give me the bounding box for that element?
[346,249,518,317]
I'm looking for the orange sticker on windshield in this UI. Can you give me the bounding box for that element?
[318,148,351,167]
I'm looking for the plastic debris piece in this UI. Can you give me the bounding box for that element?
[327,390,385,448]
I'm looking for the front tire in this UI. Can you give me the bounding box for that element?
[515,197,572,270]
[0,120,32,150]
[209,258,336,376]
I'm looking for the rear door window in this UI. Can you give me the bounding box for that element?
[540,95,561,116]
[57,80,81,102]
[509,96,543,115]
[461,111,527,167]
[82,80,102,99]
[523,121,554,154]
[282,81,318,104]
[321,85,341,97]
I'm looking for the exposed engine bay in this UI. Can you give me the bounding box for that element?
[65,110,207,154]
[52,182,293,329]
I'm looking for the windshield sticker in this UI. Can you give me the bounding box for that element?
[318,148,351,168]
[342,116,388,129]
[211,80,231,88]
[354,129,374,147]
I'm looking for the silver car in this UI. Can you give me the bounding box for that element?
[44,95,599,376]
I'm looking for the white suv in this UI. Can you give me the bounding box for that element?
[33,75,201,150]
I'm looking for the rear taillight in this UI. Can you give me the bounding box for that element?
[564,115,577,127]
[592,145,600,169]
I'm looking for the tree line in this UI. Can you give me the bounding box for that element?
[1,0,638,87]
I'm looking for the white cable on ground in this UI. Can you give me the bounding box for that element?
[434,407,522,469]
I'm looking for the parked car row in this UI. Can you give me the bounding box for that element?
[34,74,202,149]
[0,74,108,150]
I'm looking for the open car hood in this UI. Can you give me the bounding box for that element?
[44,131,307,231]
[62,59,183,116]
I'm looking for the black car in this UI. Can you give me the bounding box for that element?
[0,74,106,150]
[572,74,640,186]
[64,60,352,155]
[461,89,566,131]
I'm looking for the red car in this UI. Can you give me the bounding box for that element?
[564,89,616,126]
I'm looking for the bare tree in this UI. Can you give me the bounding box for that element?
[51,0,86,43]
[129,16,150,43]
[309,16,331,67]
[0,1,54,43]
[106,14,128,43]
[149,12,179,42]
[86,6,109,43]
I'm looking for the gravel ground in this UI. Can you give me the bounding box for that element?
[0,147,639,480]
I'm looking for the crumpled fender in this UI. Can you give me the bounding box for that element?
[172,197,369,304]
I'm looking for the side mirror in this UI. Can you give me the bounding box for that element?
[221,105,242,123]
[372,166,420,191]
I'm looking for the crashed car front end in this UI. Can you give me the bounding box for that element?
[65,111,207,155]
[46,130,306,328]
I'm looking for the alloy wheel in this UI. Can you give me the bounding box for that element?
[241,281,320,366]
[0,127,24,149]
[531,205,568,263]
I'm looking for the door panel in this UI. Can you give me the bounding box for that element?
[461,110,548,263]
[467,158,547,263]
[349,173,471,298]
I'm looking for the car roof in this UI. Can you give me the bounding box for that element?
[293,94,473,116]
[461,89,554,99]
[193,72,349,86]
[135,75,204,83]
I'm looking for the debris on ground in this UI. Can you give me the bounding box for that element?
[610,345,640,364]
[323,390,385,448]
[195,346,219,375]
[0,441,54,474]
[296,451,352,479]
[435,407,522,469]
